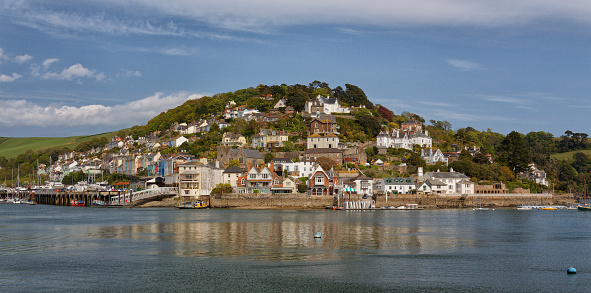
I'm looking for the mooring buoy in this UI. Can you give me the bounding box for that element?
[567,267,577,274]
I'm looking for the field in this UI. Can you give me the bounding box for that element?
[550,149,591,161]
[0,130,121,158]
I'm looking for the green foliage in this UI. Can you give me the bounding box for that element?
[62,171,86,185]
[212,183,233,195]
[406,152,426,168]
[228,159,240,167]
[297,184,308,193]
[497,131,531,173]
[264,153,275,163]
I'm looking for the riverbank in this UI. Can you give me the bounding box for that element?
[134,193,575,209]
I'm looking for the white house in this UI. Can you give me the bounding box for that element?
[381,177,415,194]
[316,95,350,114]
[423,169,474,194]
[421,148,448,165]
[281,161,317,178]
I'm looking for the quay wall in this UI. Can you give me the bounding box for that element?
[202,193,575,209]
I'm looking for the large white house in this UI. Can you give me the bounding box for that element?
[377,129,432,150]
[380,177,415,194]
[423,169,474,194]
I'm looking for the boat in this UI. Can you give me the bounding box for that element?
[177,200,207,209]
[579,179,590,211]
[70,200,85,207]
[541,207,558,210]
[473,194,493,210]
[516,206,533,210]
[395,204,424,210]
[13,198,21,204]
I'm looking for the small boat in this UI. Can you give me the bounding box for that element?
[70,200,85,207]
[177,200,208,209]
[541,207,557,210]
[516,206,533,210]
[395,204,423,210]
[578,205,591,211]
[13,199,21,204]
[473,207,493,211]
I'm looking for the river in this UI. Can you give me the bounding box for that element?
[1,204,590,292]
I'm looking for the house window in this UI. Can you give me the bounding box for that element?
[262,174,268,179]
[241,178,245,185]
[315,176,324,184]
[274,178,279,185]
[249,174,256,179]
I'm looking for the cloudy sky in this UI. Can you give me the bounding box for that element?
[1,0,590,137]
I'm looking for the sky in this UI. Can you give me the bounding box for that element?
[1,0,591,138]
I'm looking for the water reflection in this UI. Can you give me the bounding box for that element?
[84,210,476,261]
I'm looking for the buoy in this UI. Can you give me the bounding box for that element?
[313,232,322,238]
[567,267,577,274]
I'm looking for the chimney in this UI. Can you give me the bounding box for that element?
[215,160,220,168]
[450,167,454,173]
[269,161,274,172]
[425,130,428,136]
[418,167,423,179]
[247,161,252,171]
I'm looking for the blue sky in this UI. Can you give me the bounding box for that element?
[1,0,590,137]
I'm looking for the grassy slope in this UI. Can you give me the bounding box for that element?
[0,130,121,158]
[550,149,591,161]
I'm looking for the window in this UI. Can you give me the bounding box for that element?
[240,178,245,185]
[249,174,256,179]
[315,176,324,184]
[274,178,279,185]
[262,173,268,179]
[184,190,190,195]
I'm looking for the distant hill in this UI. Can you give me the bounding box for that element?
[0,130,121,158]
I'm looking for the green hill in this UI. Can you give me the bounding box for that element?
[550,149,591,161]
[0,131,121,158]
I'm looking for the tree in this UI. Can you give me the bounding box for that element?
[211,183,233,195]
[315,157,338,171]
[459,149,472,161]
[406,152,426,168]
[559,161,579,182]
[497,131,531,174]
[264,153,275,163]
[228,159,240,167]
[377,106,394,121]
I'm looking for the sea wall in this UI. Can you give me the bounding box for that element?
[206,193,575,209]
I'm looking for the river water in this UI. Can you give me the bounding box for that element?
[1,204,590,292]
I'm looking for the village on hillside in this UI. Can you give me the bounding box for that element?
[29,92,550,205]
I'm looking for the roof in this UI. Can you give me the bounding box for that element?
[354,174,373,181]
[178,161,203,166]
[223,166,244,173]
[272,157,293,164]
[424,172,469,179]
[303,148,343,154]
[241,149,264,160]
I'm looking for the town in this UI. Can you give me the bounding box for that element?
[2,83,568,209]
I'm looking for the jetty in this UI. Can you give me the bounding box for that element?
[0,187,178,207]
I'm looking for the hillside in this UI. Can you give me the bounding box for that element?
[0,130,121,158]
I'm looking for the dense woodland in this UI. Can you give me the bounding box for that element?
[0,81,590,194]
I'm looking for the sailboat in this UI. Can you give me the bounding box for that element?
[578,179,591,211]
[473,193,493,211]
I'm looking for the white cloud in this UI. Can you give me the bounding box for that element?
[98,0,591,29]
[41,63,105,81]
[6,1,591,38]
[0,92,202,127]
[0,73,22,82]
[120,70,142,77]
[13,54,32,63]
[446,59,481,71]
[42,58,59,69]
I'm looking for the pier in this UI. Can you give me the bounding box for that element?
[0,187,178,207]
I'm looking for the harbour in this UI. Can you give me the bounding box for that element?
[1,204,591,292]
